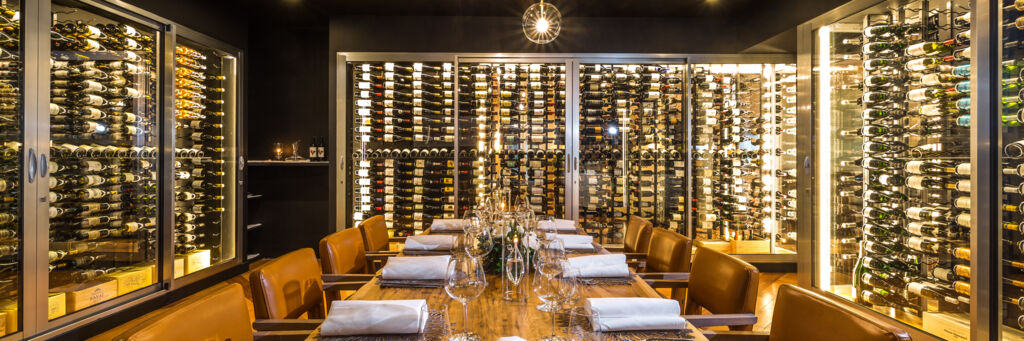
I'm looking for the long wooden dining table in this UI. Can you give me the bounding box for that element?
[305,228,709,341]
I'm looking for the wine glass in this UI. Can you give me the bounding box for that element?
[458,228,493,259]
[568,306,602,341]
[556,267,582,309]
[533,269,563,341]
[444,253,488,341]
[534,239,566,312]
[462,209,481,232]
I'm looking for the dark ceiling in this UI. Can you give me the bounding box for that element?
[302,0,762,18]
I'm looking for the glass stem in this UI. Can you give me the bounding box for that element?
[463,301,470,334]
[550,305,557,336]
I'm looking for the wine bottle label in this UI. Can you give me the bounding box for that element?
[907,222,924,235]
[906,282,925,295]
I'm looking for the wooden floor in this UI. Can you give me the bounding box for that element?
[752,272,798,331]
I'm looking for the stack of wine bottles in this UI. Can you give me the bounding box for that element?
[47,16,158,310]
[690,64,799,254]
[352,62,456,236]
[578,64,685,242]
[173,42,228,276]
[0,3,18,333]
[767,66,798,251]
[456,63,566,217]
[826,6,973,328]
[1003,0,1024,333]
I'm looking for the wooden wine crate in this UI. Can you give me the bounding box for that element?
[696,240,732,254]
[185,249,211,275]
[922,311,969,341]
[174,256,186,278]
[0,299,15,335]
[732,239,771,254]
[52,278,117,312]
[109,264,155,295]
[48,292,66,320]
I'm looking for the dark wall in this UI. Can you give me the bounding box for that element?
[245,3,331,258]
[329,16,744,53]
[123,0,247,48]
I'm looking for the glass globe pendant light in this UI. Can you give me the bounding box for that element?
[523,0,561,44]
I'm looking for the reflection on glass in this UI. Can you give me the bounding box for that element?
[814,0,972,337]
[456,63,566,218]
[350,62,456,236]
[578,63,686,243]
[172,38,237,278]
[48,1,159,317]
[0,0,21,334]
[690,63,797,254]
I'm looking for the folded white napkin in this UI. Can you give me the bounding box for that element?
[381,255,451,280]
[538,219,577,231]
[567,254,630,278]
[585,297,687,331]
[404,235,457,251]
[548,234,595,250]
[430,219,465,232]
[321,299,427,336]
[498,337,527,341]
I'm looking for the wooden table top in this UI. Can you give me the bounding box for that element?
[308,229,707,341]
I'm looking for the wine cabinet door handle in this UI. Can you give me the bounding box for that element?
[26,148,36,183]
[803,156,810,173]
[238,155,245,171]
[39,153,49,177]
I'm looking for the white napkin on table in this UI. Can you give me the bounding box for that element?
[403,235,457,251]
[548,234,595,250]
[566,254,630,278]
[321,299,428,336]
[585,297,687,331]
[538,219,577,231]
[381,255,451,280]
[430,219,465,232]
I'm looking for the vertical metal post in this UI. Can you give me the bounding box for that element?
[972,0,997,339]
[22,0,46,335]
[331,53,346,231]
[684,61,694,238]
[795,22,815,288]
[566,59,579,220]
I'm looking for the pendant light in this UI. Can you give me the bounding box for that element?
[522,0,561,44]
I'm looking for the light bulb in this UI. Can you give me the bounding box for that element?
[535,18,550,33]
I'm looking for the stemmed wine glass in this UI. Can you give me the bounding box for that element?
[444,253,488,341]
[458,228,493,259]
[534,263,579,341]
[534,238,566,312]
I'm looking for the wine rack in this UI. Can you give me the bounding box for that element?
[1004,0,1024,335]
[351,62,456,236]
[47,4,160,315]
[456,63,566,217]
[0,1,19,335]
[173,38,236,278]
[578,63,686,243]
[690,64,797,254]
[814,0,973,334]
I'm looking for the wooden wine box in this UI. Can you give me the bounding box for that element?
[174,255,186,278]
[732,239,771,254]
[48,292,66,320]
[922,312,969,341]
[185,249,211,275]
[52,278,117,312]
[109,264,155,295]
[0,299,15,335]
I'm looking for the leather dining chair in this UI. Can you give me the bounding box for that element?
[704,284,912,341]
[357,215,406,253]
[116,283,310,341]
[606,215,654,256]
[642,245,759,331]
[318,228,381,301]
[249,248,365,333]
[638,227,692,303]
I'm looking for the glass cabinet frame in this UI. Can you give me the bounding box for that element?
[796,0,1003,340]
[0,0,249,339]
[335,52,796,261]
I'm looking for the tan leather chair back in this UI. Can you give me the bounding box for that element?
[770,284,911,341]
[684,246,759,331]
[250,248,326,319]
[358,215,390,252]
[624,216,653,254]
[118,283,253,341]
[645,228,692,273]
[320,228,368,275]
